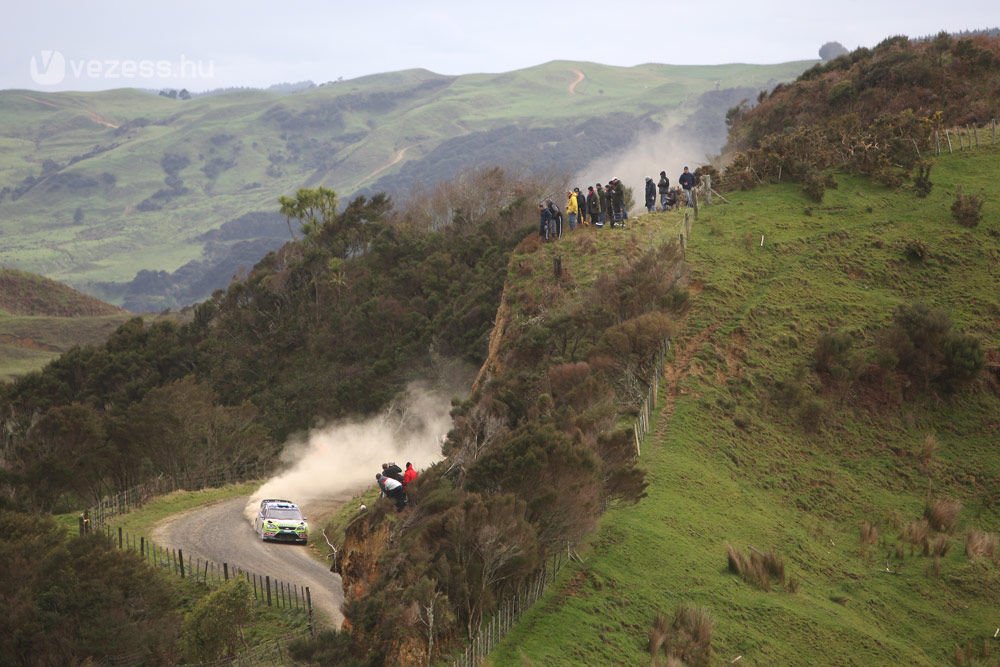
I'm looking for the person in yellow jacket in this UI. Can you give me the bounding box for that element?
[565,191,579,231]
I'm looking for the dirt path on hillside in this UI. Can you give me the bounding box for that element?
[655,293,716,443]
[568,68,585,95]
[152,493,356,628]
[362,145,412,182]
[22,95,119,128]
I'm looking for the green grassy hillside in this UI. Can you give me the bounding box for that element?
[0,60,811,309]
[491,146,999,665]
[0,268,129,380]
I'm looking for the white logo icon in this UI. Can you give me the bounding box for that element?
[29,50,66,85]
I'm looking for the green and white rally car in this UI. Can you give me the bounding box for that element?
[253,499,309,544]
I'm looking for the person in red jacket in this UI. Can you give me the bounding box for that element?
[402,462,418,489]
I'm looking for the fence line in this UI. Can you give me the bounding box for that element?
[934,119,997,155]
[91,517,313,617]
[450,337,676,666]
[82,460,266,529]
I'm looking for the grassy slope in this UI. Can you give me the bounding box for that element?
[0,268,130,381]
[0,60,811,295]
[490,147,1000,665]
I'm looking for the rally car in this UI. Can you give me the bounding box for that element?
[253,499,309,544]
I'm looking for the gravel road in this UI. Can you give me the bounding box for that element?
[152,494,352,628]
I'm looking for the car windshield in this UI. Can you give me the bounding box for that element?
[268,508,303,520]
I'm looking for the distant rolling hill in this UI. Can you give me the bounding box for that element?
[0,60,812,310]
[0,268,130,381]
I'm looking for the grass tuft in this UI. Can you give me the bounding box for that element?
[964,530,998,561]
[648,605,713,667]
[924,498,962,533]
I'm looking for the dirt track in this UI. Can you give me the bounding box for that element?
[152,495,352,628]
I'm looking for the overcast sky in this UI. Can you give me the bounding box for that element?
[5,0,997,91]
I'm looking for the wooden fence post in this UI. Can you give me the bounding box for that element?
[179,549,185,578]
[306,587,314,636]
[224,562,229,581]
[266,575,272,606]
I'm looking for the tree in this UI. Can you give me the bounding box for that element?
[73,206,84,224]
[819,41,849,61]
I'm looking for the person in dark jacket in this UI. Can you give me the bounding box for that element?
[587,186,600,225]
[382,462,404,483]
[575,188,587,226]
[657,171,670,210]
[596,183,607,227]
[546,199,562,238]
[611,179,626,227]
[644,177,656,213]
[538,202,551,240]
[679,166,696,207]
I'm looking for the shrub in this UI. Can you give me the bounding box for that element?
[951,190,984,227]
[964,530,998,561]
[801,170,826,202]
[813,330,855,382]
[925,498,962,533]
[182,579,253,662]
[881,303,983,393]
[912,162,933,197]
[903,239,930,261]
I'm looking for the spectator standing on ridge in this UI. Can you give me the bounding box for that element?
[587,186,600,227]
[546,199,563,238]
[644,177,656,213]
[611,179,626,227]
[575,188,588,226]
[679,166,696,208]
[596,183,607,227]
[565,191,579,231]
[657,171,670,210]
[538,202,552,240]
[376,473,407,511]
[403,462,418,489]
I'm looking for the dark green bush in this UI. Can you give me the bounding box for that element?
[913,162,933,198]
[881,303,983,393]
[904,239,930,261]
[951,190,984,227]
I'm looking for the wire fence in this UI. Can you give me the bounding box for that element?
[96,522,314,614]
[450,334,675,666]
[82,460,267,528]
[93,634,306,667]
[81,461,315,666]
[933,119,998,155]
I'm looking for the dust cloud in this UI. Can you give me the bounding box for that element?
[243,381,457,523]
[571,121,716,209]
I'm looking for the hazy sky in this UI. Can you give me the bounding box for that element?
[5,0,997,91]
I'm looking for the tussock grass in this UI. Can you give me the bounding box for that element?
[925,498,962,533]
[726,545,786,592]
[964,530,998,561]
[648,605,713,667]
[901,518,930,548]
[860,521,879,547]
